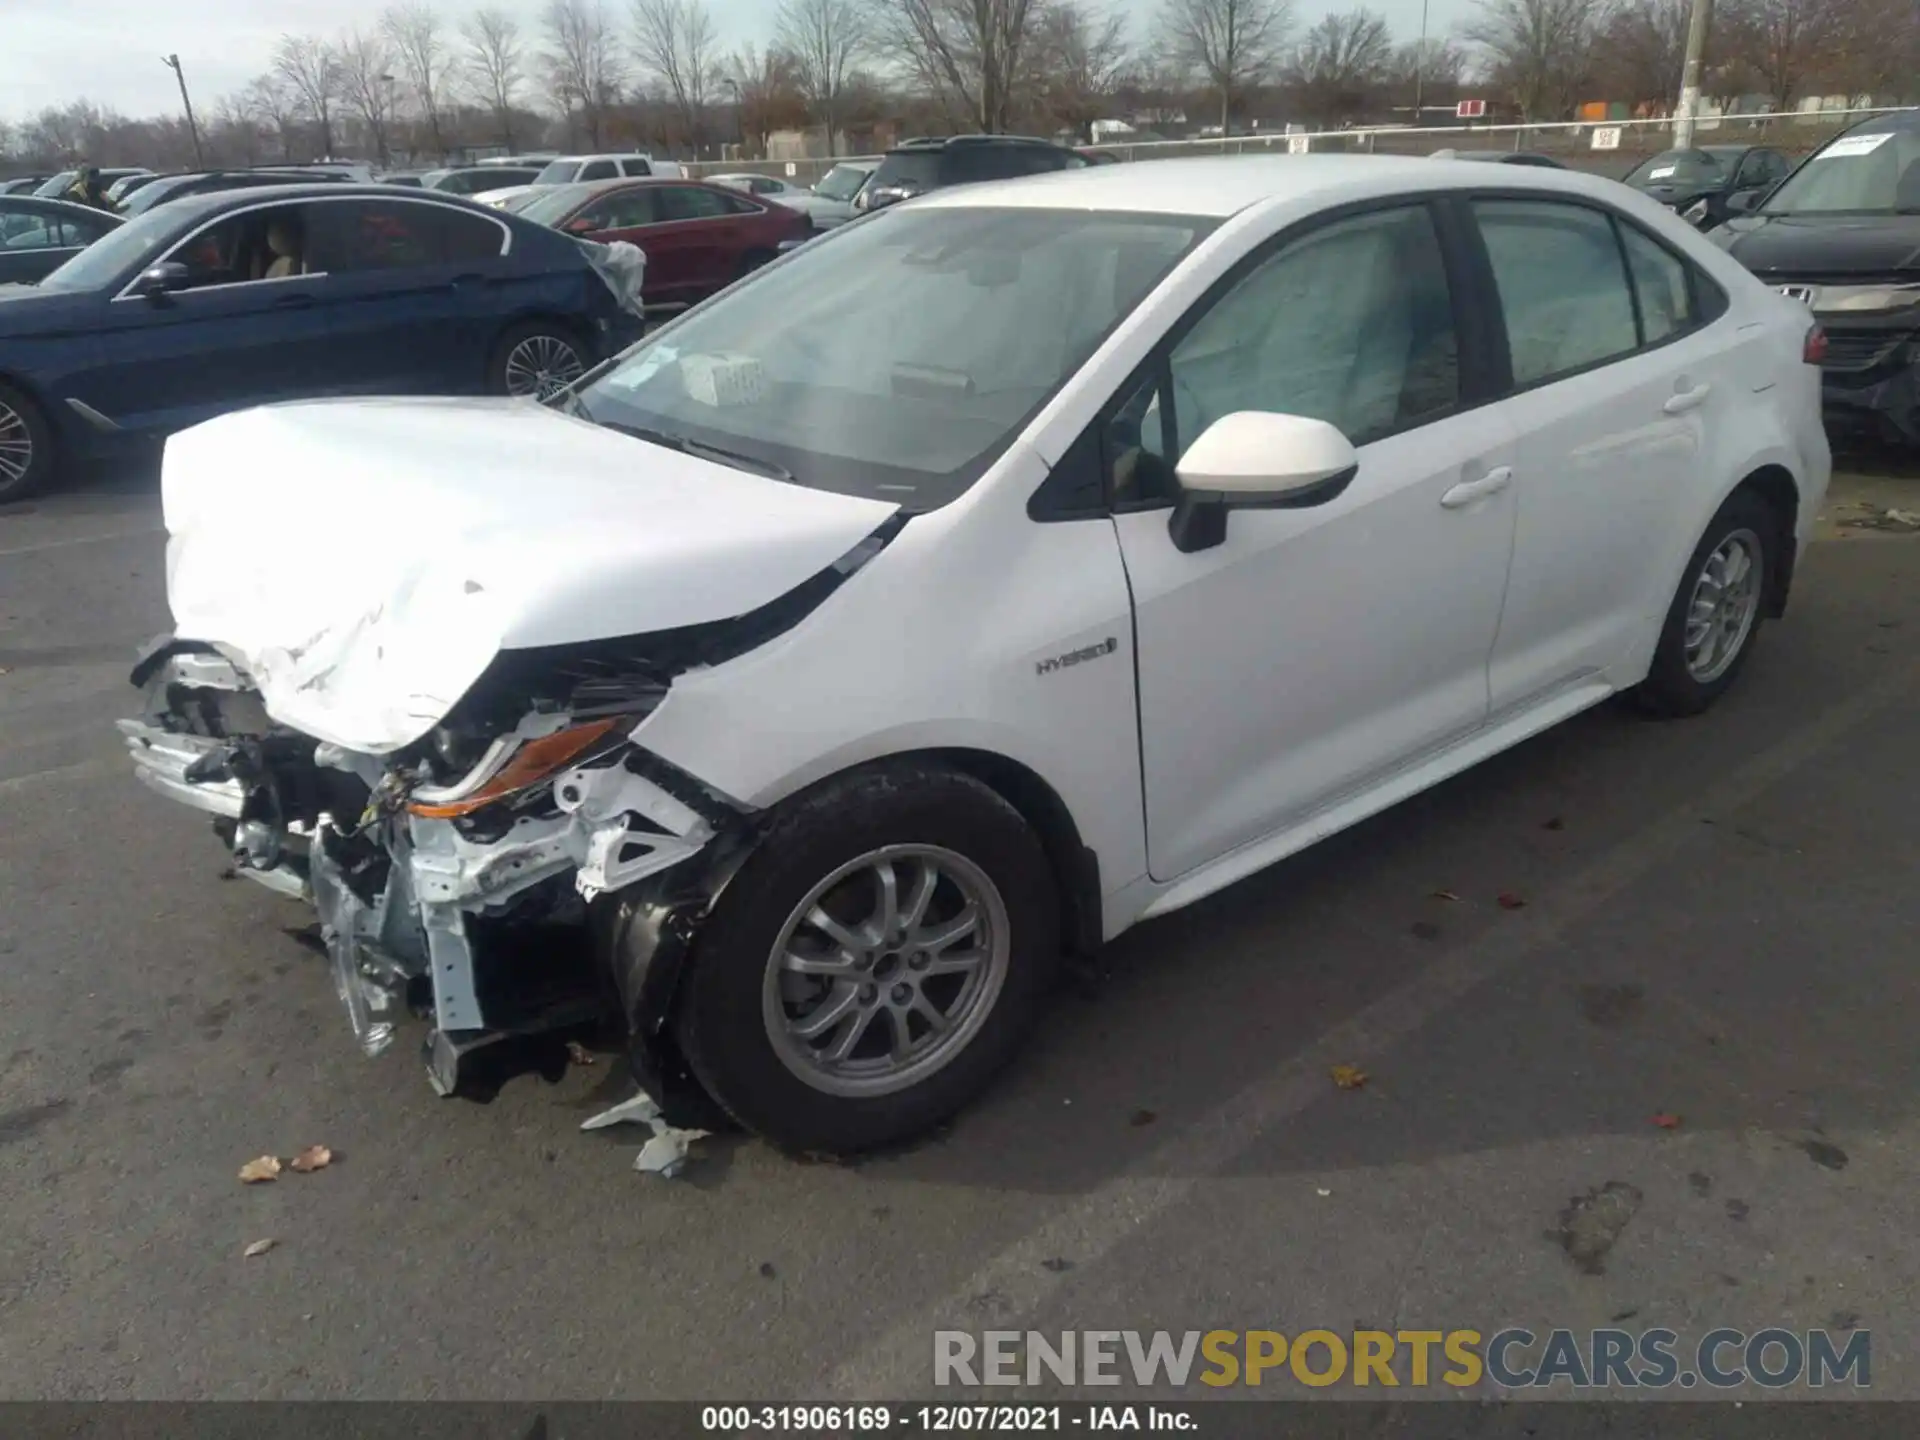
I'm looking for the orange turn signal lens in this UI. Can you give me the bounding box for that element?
[407,718,621,819]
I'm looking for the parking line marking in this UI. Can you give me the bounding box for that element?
[820,657,1920,1400]
[0,758,116,797]
[0,527,162,560]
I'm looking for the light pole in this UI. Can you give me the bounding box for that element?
[161,54,204,168]
[722,77,742,162]
[379,72,397,165]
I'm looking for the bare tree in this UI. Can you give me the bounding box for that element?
[630,0,720,152]
[1287,7,1393,121]
[338,29,400,164]
[1389,36,1468,100]
[1720,0,1845,109]
[876,0,1051,132]
[245,74,305,161]
[1589,0,1690,106]
[1030,2,1131,140]
[273,34,343,157]
[1463,0,1601,120]
[463,7,528,147]
[541,0,625,146]
[775,0,869,155]
[384,2,453,160]
[210,92,264,165]
[1157,0,1294,134]
[727,45,811,155]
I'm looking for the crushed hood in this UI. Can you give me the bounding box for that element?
[161,397,897,753]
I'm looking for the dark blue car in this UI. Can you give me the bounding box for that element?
[0,184,644,499]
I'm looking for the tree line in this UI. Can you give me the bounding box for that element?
[1,0,1915,173]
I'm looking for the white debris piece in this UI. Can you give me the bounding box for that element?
[581,1090,710,1180]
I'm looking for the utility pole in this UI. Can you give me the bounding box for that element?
[1672,0,1714,149]
[1412,0,1431,122]
[162,54,205,167]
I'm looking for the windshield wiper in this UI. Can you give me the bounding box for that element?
[603,421,795,483]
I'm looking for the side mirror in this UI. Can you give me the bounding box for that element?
[133,261,190,298]
[1168,412,1359,554]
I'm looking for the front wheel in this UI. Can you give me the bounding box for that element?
[489,321,587,401]
[1633,489,1777,717]
[0,380,56,503]
[673,763,1060,1154]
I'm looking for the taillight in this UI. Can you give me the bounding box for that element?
[1804,323,1829,365]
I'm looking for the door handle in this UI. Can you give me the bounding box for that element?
[1664,383,1712,414]
[1440,466,1513,509]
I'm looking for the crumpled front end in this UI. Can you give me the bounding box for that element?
[121,638,738,1096]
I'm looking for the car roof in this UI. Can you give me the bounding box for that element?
[890,134,1063,152]
[149,183,503,222]
[551,153,654,162]
[910,153,1645,219]
[0,194,118,218]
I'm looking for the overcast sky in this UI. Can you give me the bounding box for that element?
[0,0,1473,124]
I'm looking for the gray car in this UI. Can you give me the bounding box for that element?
[0,196,122,284]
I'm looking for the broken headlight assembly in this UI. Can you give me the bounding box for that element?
[407,714,630,820]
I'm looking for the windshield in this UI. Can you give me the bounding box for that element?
[519,185,596,226]
[1626,150,1730,188]
[36,206,174,290]
[535,160,582,185]
[1763,125,1920,215]
[870,152,941,192]
[576,206,1215,510]
[815,165,870,201]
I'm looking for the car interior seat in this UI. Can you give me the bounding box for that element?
[261,217,306,279]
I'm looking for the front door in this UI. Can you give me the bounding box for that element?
[1111,202,1519,881]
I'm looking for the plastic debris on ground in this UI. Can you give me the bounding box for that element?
[580,1090,710,1179]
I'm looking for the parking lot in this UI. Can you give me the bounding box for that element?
[2,454,1918,1401]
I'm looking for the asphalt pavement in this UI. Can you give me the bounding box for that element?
[1,455,1918,1403]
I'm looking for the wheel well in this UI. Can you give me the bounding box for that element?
[921,748,1105,959]
[1732,465,1800,618]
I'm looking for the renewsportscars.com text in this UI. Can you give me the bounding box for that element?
[934,1328,1870,1391]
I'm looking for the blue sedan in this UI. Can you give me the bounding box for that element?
[0,184,645,499]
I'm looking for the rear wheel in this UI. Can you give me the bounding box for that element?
[0,380,55,503]
[1633,490,1777,717]
[673,763,1060,1154]
[489,321,587,401]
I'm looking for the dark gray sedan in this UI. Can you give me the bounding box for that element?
[0,196,122,284]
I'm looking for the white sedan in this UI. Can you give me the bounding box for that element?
[125,156,1829,1159]
[709,171,856,228]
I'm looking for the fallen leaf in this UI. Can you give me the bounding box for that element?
[1128,1108,1158,1128]
[1431,889,1462,902]
[1040,1257,1074,1273]
[1315,1187,1332,1197]
[565,1041,594,1067]
[758,1261,777,1279]
[238,1155,282,1184]
[288,1144,332,1173]
[243,1238,276,1258]
[1652,1113,1682,1130]
[1542,817,1566,832]
[1497,892,1528,911]
[1330,1064,1368,1091]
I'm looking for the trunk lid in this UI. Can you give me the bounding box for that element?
[161,397,898,753]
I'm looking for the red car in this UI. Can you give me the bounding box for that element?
[519,178,809,311]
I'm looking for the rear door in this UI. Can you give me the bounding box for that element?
[304,196,514,394]
[1469,196,1742,709]
[78,201,336,434]
[644,185,755,302]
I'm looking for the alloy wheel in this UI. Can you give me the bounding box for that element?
[0,397,32,490]
[762,845,1012,1098]
[1683,527,1763,683]
[502,333,585,400]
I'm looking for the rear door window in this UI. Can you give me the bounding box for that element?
[655,186,736,221]
[619,158,654,177]
[871,151,941,191]
[579,160,619,181]
[1472,199,1639,387]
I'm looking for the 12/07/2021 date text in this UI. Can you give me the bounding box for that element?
[701,1406,1198,1431]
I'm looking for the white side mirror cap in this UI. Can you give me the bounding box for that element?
[1175,411,1359,502]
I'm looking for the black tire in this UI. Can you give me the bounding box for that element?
[487,320,588,399]
[674,762,1060,1155]
[0,379,57,504]
[1633,489,1778,718]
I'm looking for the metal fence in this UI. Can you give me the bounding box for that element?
[686,106,1915,189]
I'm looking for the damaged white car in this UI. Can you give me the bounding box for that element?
[123,157,1829,1156]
